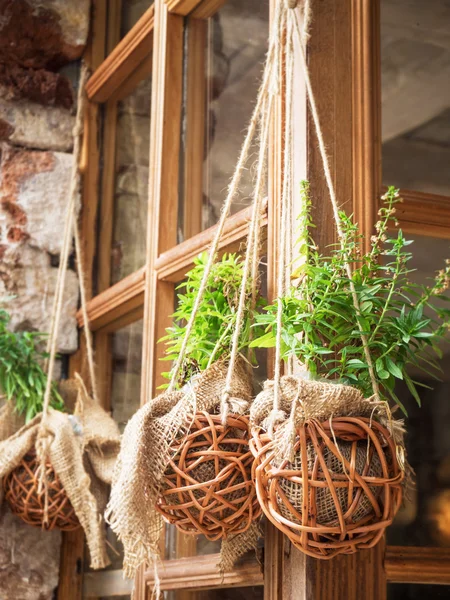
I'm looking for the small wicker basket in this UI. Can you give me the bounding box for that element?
[3,452,80,531]
[157,411,261,540]
[250,416,403,559]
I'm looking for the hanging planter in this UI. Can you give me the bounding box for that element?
[249,378,404,558]
[4,451,79,531]
[107,252,265,579]
[247,0,450,559]
[156,404,258,541]
[0,64,122,570]
[153,254,261,540]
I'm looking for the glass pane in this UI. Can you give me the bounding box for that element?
[381,1,450,195]
[179,0,270,240]
[111,75,151,284]
[387,584,450,599]
[386,236,450,547]
[121,0,152,37]
[83,321,143,596]
[111,319,143,432]
[166,587,263,600]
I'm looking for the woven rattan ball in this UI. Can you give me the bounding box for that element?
[156,412,261,540]
[3,452,80,531]
[250,416,403,559]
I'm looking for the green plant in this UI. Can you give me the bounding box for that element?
[0,309,64,422]
[250,183,450,412]
[159,252,262,388]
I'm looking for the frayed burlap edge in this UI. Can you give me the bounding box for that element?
[106,358,258,582]
[0,384,120,569]
[250,374,412,487]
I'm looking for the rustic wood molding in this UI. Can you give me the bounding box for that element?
[155,203,268,282]
[77,266,145,331]
[390,188,450,239]
[144,554,263,590]
[86,5,154,103]
[385,546,450,585]
[164,0,226,18]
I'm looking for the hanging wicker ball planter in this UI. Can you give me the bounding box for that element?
[157,411,260,540]
[3,452,80,531]
[250,414,403,559]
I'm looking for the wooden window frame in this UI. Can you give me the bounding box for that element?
[70,0,450,598]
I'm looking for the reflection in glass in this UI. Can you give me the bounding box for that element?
[83,321,143,596]
[381,1,450,194]
[121,0,152,37]
[387,584,450,600]
[386,236,450,547]
[179,0,269,239]
[111,320,143,432]
[165,587,263,600]
[111,76,151,284]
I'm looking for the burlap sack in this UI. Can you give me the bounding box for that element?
[0,401,25,442]
[106,359,255,579]
[0,380,121,570]
[250,375,395,429]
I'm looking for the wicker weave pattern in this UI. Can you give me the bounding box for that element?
[250,417,403,559]
[157,412,261,540]
[3,452,80,531]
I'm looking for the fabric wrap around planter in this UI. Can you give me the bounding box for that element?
[249,374,409,559]
[0,377,121,569]
[106,359,258,579]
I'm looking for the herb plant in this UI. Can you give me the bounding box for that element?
[250,183,450,412]
[160,252,262,388]
[0,309,64,422]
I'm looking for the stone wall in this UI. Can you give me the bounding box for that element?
[0,1,91,598]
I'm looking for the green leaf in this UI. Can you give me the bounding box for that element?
[385,356,403,380]
[404,373,422,407]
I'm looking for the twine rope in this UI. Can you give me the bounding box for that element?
[268,11,295,435]
[290,4,381,402]
[41,63,90,423]
[167,0,285,412]
[36,63,99,500]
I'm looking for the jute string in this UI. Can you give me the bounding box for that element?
[269,9,295,435]
[267,0,382,442]
[167,0,286,424]
[36,62,100,508]
[289,1,382,402]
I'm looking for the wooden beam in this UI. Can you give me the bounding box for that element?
[182,17,207,240]
[385,546,450,585]
[97,99,118,293]
[86,5,154,103]
[136,1,184,596]
[77,266,145,331]
[352,0,381,251]
[144,554,263,590]
[164,0,227,18]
